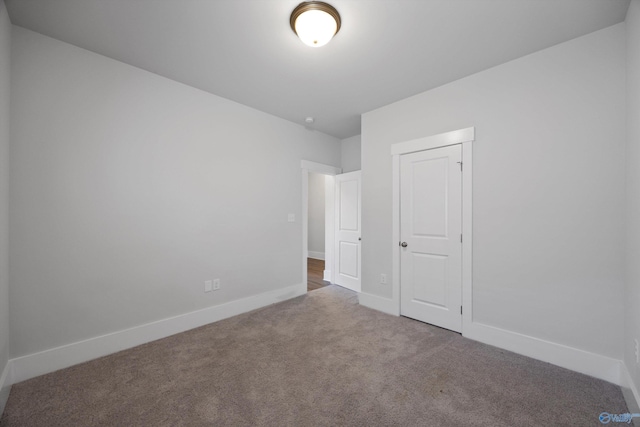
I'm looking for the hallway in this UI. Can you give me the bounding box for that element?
[307,258,330,292]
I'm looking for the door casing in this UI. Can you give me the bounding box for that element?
[391,127,475,333]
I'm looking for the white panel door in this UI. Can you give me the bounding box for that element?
[334,171,361,292]
[400,145,462,332]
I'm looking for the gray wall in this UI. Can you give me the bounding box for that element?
[308,172,325,256]
[625,0,640,407]
[9,27,341,358]
[341,134,361,173]
[0,0,11,413]
[361,24,626,359]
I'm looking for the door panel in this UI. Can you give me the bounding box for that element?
[335,171,361,292]
[339,241,358,277]
[339,180,359,231]
[400,145,462,332]
[411,253,447,307]
[411,157,448,237]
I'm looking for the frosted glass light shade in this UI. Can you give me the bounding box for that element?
[290,2,341,48]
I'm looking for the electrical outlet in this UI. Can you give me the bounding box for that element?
[634,339,639,364]
[380,273,387,284]
[213,278,221,291]
[204,280,212,293]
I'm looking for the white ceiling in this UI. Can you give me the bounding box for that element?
[5,0,631,139]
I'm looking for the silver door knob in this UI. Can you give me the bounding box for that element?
[401,242,408,247]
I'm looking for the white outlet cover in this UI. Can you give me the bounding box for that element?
[288,213,295,222]
[204,280,212,293]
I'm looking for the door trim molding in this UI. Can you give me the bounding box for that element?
[301,160,342,292]
[301,160,342,176]
[390,127,475,330]
[390,127,475,156]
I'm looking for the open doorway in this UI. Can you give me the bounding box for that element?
[302,136,362,294]
[300,160,341,293]
[307,172,331,292]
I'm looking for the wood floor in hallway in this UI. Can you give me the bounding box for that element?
[307,258,330,292]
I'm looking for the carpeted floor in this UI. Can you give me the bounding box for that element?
[0,285,629,426]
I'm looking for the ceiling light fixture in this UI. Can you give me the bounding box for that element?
[290,2,341,48]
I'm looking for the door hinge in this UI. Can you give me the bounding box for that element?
[460,234,463,243]
[457,161,463,171]
[460,306,463,315]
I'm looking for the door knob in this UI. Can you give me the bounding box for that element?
[401,242,408,247]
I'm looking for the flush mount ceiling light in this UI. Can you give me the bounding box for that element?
[290,2,341,47]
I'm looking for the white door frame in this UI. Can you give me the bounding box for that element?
[391,127,475,332]
[301,160,342,293]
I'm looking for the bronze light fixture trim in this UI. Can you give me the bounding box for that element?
[290,2,341,47]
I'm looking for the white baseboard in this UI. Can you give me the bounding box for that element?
[358,292,399,316]
[9,283,305,385]
[0,360,11,415]
[6,284,635,413]
[465,322,622,385]
[359,293,626,388]
[620,362,640,415]
[323,270,331,282]
[308,251,325,260]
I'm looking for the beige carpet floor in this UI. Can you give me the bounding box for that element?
[0,285,629,426]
